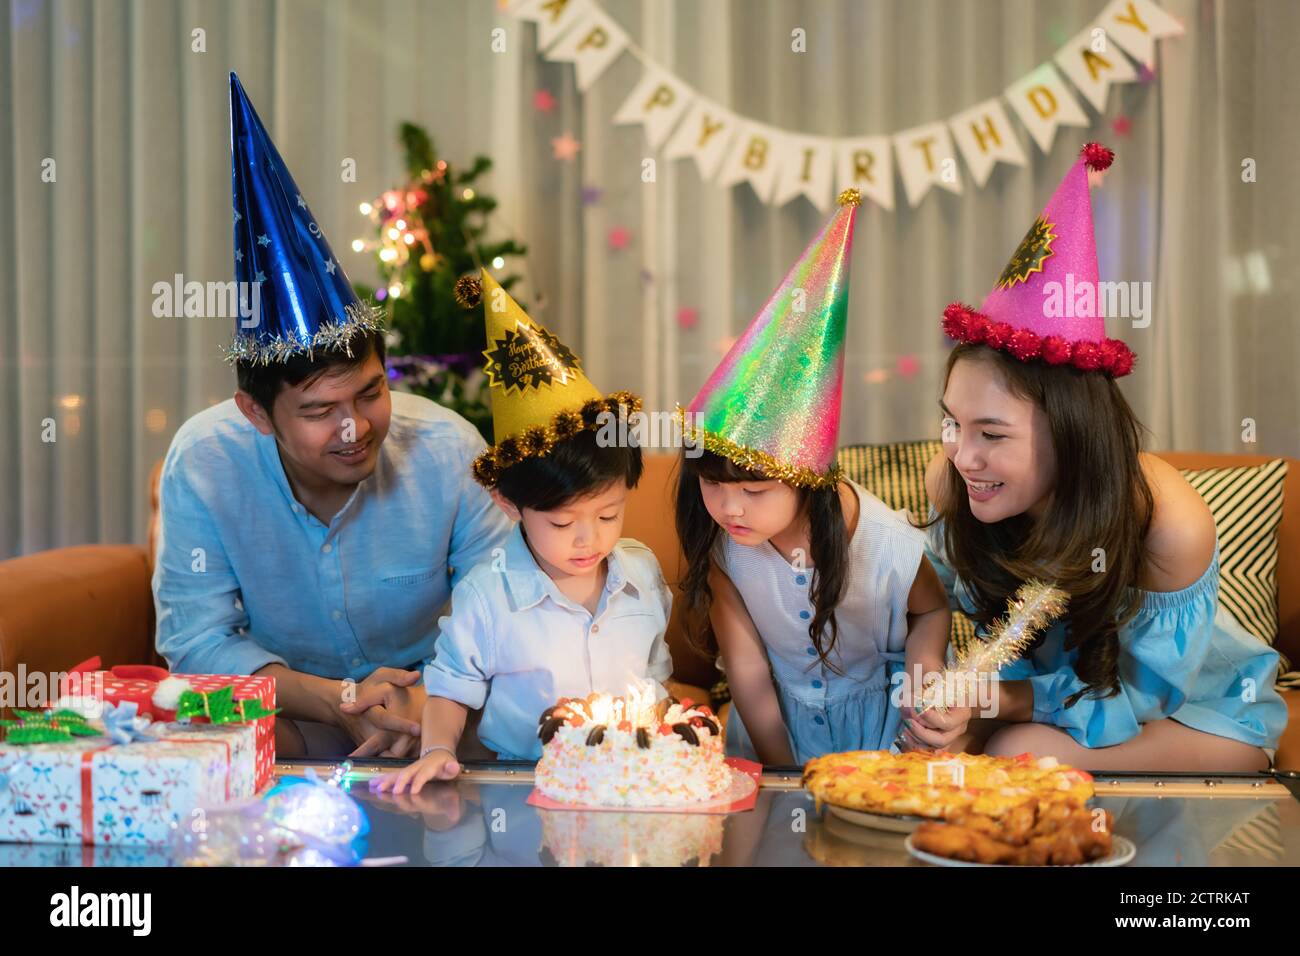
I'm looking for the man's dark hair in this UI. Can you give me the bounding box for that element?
[494,427,643,512]
[236,331,387,412]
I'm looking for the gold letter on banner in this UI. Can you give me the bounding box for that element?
[1005,62,1089,153]
[542,5,627,90]
[513,0,584,50]
[775,137,834,211]
[893,122,961,206]
[1027,86,1057,119]
[1054,24,1136,111]
[836,136,893,211]
[613,66,693,149]
[664,99,736,181]
[1100,0,1184,67]
[718,123,784,202]
[949,98,1026,187]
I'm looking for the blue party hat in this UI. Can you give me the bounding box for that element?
[226,72,381,365]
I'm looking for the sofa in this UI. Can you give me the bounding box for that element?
[2,446,1296,769]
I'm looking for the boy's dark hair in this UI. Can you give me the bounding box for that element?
[494,428,643,512]
[236,331,386,413]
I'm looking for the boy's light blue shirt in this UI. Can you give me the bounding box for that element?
[423,524,675,760]
[152,391,513,681]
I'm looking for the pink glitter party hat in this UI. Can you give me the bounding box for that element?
[942,143,1135,377]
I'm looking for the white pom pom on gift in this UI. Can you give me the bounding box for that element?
[152,676,193,711]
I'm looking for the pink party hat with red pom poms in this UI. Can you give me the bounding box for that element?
[942,143,1135,377]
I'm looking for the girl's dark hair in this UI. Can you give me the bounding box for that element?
[236,331,387,412]
[926,343,1154,707]
[495,427,643,512]
[675,450,851,673]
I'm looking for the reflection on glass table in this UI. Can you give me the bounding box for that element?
[346,763,1300,868]
[1,762,1296,867]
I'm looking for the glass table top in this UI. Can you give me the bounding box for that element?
[5,761,1297,867]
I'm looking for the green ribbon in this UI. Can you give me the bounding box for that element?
[0,709,104,745]
[176,685,279,725]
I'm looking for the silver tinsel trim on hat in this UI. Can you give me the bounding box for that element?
[220,301,386,366]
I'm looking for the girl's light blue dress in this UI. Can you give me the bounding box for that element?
[923,513,1287,753]
[718,481,923,765]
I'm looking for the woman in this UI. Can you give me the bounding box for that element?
[905,145,1286,771]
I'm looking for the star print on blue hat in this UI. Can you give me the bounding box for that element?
[226,72,382,365]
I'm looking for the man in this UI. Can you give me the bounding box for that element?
[152,73,511,758]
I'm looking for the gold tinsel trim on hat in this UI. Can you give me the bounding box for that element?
[673,405,843,490]
[837,188,863,207]
[472,391,644,488]
[221,300,385,366]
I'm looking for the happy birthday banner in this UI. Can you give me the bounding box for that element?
[507,0,1183,212]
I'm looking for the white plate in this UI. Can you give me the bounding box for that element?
[826,803,928,834]
[905,833,1136,867]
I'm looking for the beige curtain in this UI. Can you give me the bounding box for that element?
[2,0,1297,556]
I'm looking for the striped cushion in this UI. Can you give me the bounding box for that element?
[838,443,1287,671]
[1180,459,1287,651]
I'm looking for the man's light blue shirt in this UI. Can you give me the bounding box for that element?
[423,524,675,760]
[152,391,513,681]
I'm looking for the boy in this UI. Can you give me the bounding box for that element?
[370,272,674,793]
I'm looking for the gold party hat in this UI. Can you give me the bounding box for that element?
[456,269,640,487]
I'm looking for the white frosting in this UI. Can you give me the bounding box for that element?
[535,718,733,808]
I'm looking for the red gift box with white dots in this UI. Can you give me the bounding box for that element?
[62,661,276,792]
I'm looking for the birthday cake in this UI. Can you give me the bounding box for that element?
[533,693,733,807]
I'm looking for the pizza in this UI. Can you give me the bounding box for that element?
[802,750,1094,821]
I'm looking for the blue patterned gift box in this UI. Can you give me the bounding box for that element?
[0,721,257,846]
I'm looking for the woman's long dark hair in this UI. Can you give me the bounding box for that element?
[675,450,851,674]
[926,343,1154,706]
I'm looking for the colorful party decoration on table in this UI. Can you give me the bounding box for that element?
[676,188,861,489]
[507,0,1183,210]
[173,763,401,867]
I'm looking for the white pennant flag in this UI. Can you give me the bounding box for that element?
[512,0,588,51]
[1004,62,1090,154]
[543,4,628,91]
[1054,23,1138,112]
[893,121,962,207]
[772,136,835,211]
[664,98,738,182]
[836,136,894,212]
[717,121,787,204]
[1098,0,1184,68]
[613,64,694,149]
[948,97,1027,188]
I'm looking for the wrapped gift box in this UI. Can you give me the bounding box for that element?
[62,661,276,791]
[0,720,257,847]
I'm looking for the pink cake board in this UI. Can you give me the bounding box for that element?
[527,758,763,815]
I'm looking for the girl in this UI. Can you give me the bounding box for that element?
[914,145,1286,770]
[674,190,961,766]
